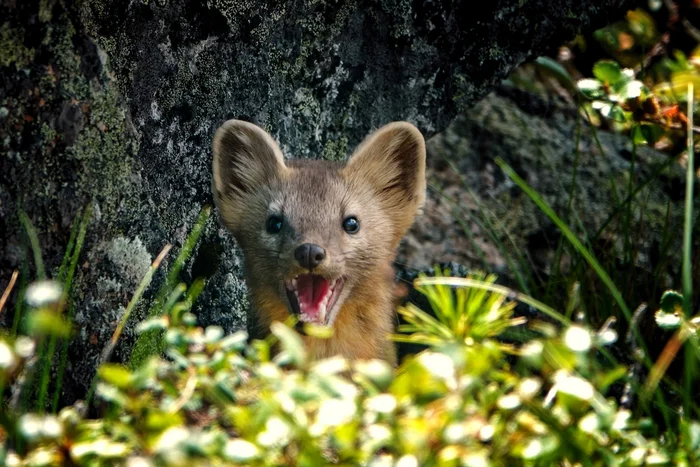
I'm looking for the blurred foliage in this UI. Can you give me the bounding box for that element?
[534,2,700,155]
[2,272,700,465]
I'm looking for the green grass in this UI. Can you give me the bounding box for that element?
[18,211,45,282]
[51,205,92,413]
[682,84,696,418]
[128,205,211,369]
[85,243,172,406]
[433,80,698,434]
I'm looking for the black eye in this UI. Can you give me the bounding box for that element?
[266,215,283,234]
[342,216,360,234]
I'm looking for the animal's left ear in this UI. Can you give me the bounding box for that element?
[343,122,426,245]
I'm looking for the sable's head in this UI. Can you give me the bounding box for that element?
[212,120,425,328]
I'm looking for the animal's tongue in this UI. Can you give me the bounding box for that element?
[296,274,330,322]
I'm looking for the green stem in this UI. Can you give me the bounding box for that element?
[683,84,696,418]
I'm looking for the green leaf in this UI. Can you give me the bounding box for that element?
[353,359,393,392]
[686,421,700,452]
[98,364,134,389]
[631,124,664,146]
[145,411,184,432]
[627,9,658,43]
[218,330,248,351]
[616,79,644,100]
[535,56,574,89]
[597,366,628,392]
[608,104,627,122]
[641,124,664,145]
[577,79,604,100]
[654,311,682,330]
[654,290,683,329]
[302,323,334,339]
[660,290,684,314]
[593,60,623,86]
[26,309,71,338]
[674,50,690,70]
[669,71,700,101]
[270,322,306,366]
[135,317,169,334]
[224,439,261,462]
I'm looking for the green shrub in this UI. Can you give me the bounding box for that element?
[2,269,699,466]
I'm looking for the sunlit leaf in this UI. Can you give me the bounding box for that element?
[593,60,624,85]
[578,79,605,99]
[655,311,682,330]
[25,281,63,308]
[224,439,261,462]
[26,309,71,338]
[270,322,306,366]
[668,71,700,101]
[616,79,644,100]
[98,364,133,390]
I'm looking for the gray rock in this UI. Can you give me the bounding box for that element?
[1,0,632,405]
[399,84,691,301]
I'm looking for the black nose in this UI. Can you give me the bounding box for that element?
[294,243,326,270]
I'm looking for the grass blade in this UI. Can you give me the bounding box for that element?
[18,211,45,281]
[86,244,172,406]
[29,207,87,412]
[414,276,570,327]
[11,265,27,337]
[129,205,211,369]
[0,270,18,317]
[683,83,696,417]
[547,110,582,303]
[438,151,535,294]
[57,214,80,284]
[51,205,92,412]
[495,158,652,370]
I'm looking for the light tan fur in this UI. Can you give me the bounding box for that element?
[212,120,426,365]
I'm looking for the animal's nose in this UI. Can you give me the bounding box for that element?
[294,243,326,270]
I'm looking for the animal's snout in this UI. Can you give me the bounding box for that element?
[294,243,326,270]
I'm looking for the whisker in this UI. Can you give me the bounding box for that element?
[393,261,422,272]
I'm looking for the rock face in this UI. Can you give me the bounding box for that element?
[400,86,690,290]
[1,0,633,405]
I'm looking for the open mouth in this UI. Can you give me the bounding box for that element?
[284,274,345,326]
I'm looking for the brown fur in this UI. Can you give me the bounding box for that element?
[212,120,426,365]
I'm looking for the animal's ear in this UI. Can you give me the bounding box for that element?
[212,120,288,233]
[344,122,426,245]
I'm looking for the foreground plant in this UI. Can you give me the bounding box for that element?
[2,274,699,466]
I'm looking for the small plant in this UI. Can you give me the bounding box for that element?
[2,268,700,465]
[394,270,524,350]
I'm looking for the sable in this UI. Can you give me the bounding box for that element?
[212,120,426,365]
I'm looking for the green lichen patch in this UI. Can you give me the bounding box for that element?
[0,23,35,70]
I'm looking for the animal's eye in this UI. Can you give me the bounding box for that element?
[266,215,284,234]
[342,216,360,234]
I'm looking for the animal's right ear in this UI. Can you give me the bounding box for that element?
[212,120,288,232]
